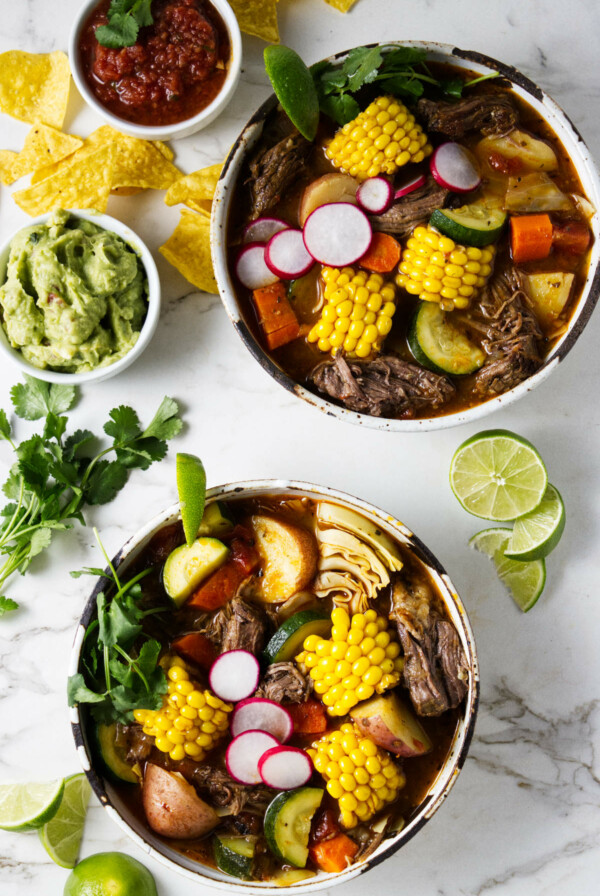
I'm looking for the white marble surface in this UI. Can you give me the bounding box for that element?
[1,0,600,894]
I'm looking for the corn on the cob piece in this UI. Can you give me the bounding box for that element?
[325,96,432,181]
[395,225,496,311]
[134,658,232,762]
[307,267,397,359]
[308,722,406,829]
[296,608,404,716]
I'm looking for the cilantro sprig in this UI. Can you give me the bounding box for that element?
[312,45,498,126]
[67,529,167,724]
[0,376,182,616]
[95,0,154,49]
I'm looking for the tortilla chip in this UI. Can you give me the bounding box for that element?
[111,186,144,196]
[0,124,83,185]
[185,199,212,216]
[323,0,360,9]
[0,50,70,128]
[159,209,217,294]
[229,0,279,42]
[165,163,223,210]
[152,140,175,162]
[12,142,116,216]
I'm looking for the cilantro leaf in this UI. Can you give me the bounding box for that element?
[0,596,18,617]
[64,429,95,462]
[11,377,76,420]
[17,436,50,495]
[342,46,383,91]
[104,406,142,444]
[96,14,139,48]
[142,397,182,441]
[84,460,129,505]
[0,410,12,441]
[28,528,53,560]
[70,567,110,579]
[67,673,106,705]
[43,413,68,443]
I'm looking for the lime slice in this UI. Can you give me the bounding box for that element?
[64,851,158,896]
[38,774,91,868]
[470,527,546,611]
[0,778,64,832]
[264,46,320,141]
[450,429,548,521]
[176,452,206,547]
[505,483,566,561]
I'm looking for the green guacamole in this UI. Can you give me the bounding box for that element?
[0,209,148,373]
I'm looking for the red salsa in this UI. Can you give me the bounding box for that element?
[79,0,231,127]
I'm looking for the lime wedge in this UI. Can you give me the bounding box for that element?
[176,453,206,547]
[450,429,548,521]
[264,45,320,141]
[38,773,91,868]
[0,778,64,832]
[505,483,565,561]
[470,527,546,611]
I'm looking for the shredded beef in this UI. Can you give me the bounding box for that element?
[196,597,269,655]
[191,766,272,816]
[369,177,450,237]
[248,129,311,218]
[114,723,154,763]
[391,578,469,716]
[310,353,455,418]
[254,662,312,703]
[416,92,519,139]
[471,268,543,397]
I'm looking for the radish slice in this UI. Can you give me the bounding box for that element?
[235,243,279,290]
[303,203,372,267]
[430,143,482,193]
[394,173,427,200]
[226,730,279,784]
[265,229,315,280]
[258,747,313,790]
[208,650,260,702]
[243,217,288,245]
[231,698,293,743]
[356,177,394,214]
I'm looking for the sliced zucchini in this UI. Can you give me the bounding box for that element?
[213,835,256,880]
[92,722,139,784]
[270,868,317,886]
[264,787,324,868]
[163,538,230,607]
[263,611,331,664]
[198,501,235,537]
[430,205,506,247]
[408,302,485,376]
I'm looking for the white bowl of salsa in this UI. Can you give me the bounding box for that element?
[69,0,242,142]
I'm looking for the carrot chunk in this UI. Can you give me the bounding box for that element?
[265,320,301,350]
[287,700,328,735]
[172,633,217,670]
[510,214,553,263]
[309,834,359,873]
[187,562,245,610]
[252,282,301,350]
[358,232,401,273]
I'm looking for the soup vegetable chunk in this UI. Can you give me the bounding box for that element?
[227,47,594,421]
[72,495,470,882]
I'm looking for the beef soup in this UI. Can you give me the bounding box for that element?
[71,485,478,887]
[218,47,598,425]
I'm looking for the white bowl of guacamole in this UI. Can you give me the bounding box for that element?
[0,209,160,384]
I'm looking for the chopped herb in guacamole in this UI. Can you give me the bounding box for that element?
[0,209,148,373]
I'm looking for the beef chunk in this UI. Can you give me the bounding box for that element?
[310,353,455,418]
[416,93,519,139]
[191,765,272,816]
[254,662,312,703]
[391,578,469,716]
[472,268,542,397]
[197,597,269,655]
[248,129,311,218]
[114,723,154,763]
[369,177,450,238]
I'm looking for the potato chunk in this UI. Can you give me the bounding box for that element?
[142,764,219,839]
[250,515,318,603]
[350,692,432,757]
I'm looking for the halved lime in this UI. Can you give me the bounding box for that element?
[470,527,546,611]
[505,483,565,561]
[264,45,320,141]
[176,452,206,547]
[450,429,548,521]
[0,778,64,832]
[38,773,91,869]
[64,851,158,896]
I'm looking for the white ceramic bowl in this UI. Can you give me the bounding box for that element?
[212,41,600,432]
[0,210,160,385]
[70,479,479,893]
[69,0,242,141]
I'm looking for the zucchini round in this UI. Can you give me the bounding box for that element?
[213,835,255,879]
[263,611,331,664]
[408,302,486,376]
[264,787,323,868]
[198,501,235,537]
[430,205,506,247]
[163,537,230,607]
[92,722,138,784]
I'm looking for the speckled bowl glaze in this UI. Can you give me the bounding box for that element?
[69,480,479,893]
[211,41,600,432]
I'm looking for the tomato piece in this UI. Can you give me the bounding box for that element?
[552,221,591,255]
[172,632,217,669]
[488,152,524,176]
[231,537,260,575]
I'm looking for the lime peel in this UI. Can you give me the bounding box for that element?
[264,45,320,141]
[176,453,206,547]
[505,483,566,561]
[38,773,91,869]
[470,527,546,612]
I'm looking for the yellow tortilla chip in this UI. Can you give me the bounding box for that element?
[323,0,360,10]
[229,0,279,42]
[12,142,116,216]
[111,186,144,196]
[151,140,175,162]
[159,209,217,294]
[184,199,212,216]
[165,163,223,209]
[0,124,83,185]
[0,50,70,128]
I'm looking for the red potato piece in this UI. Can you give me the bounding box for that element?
[350,692,432,757]
[299,173,358,226]
[250,515,318,604]
[142,764,219,839]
